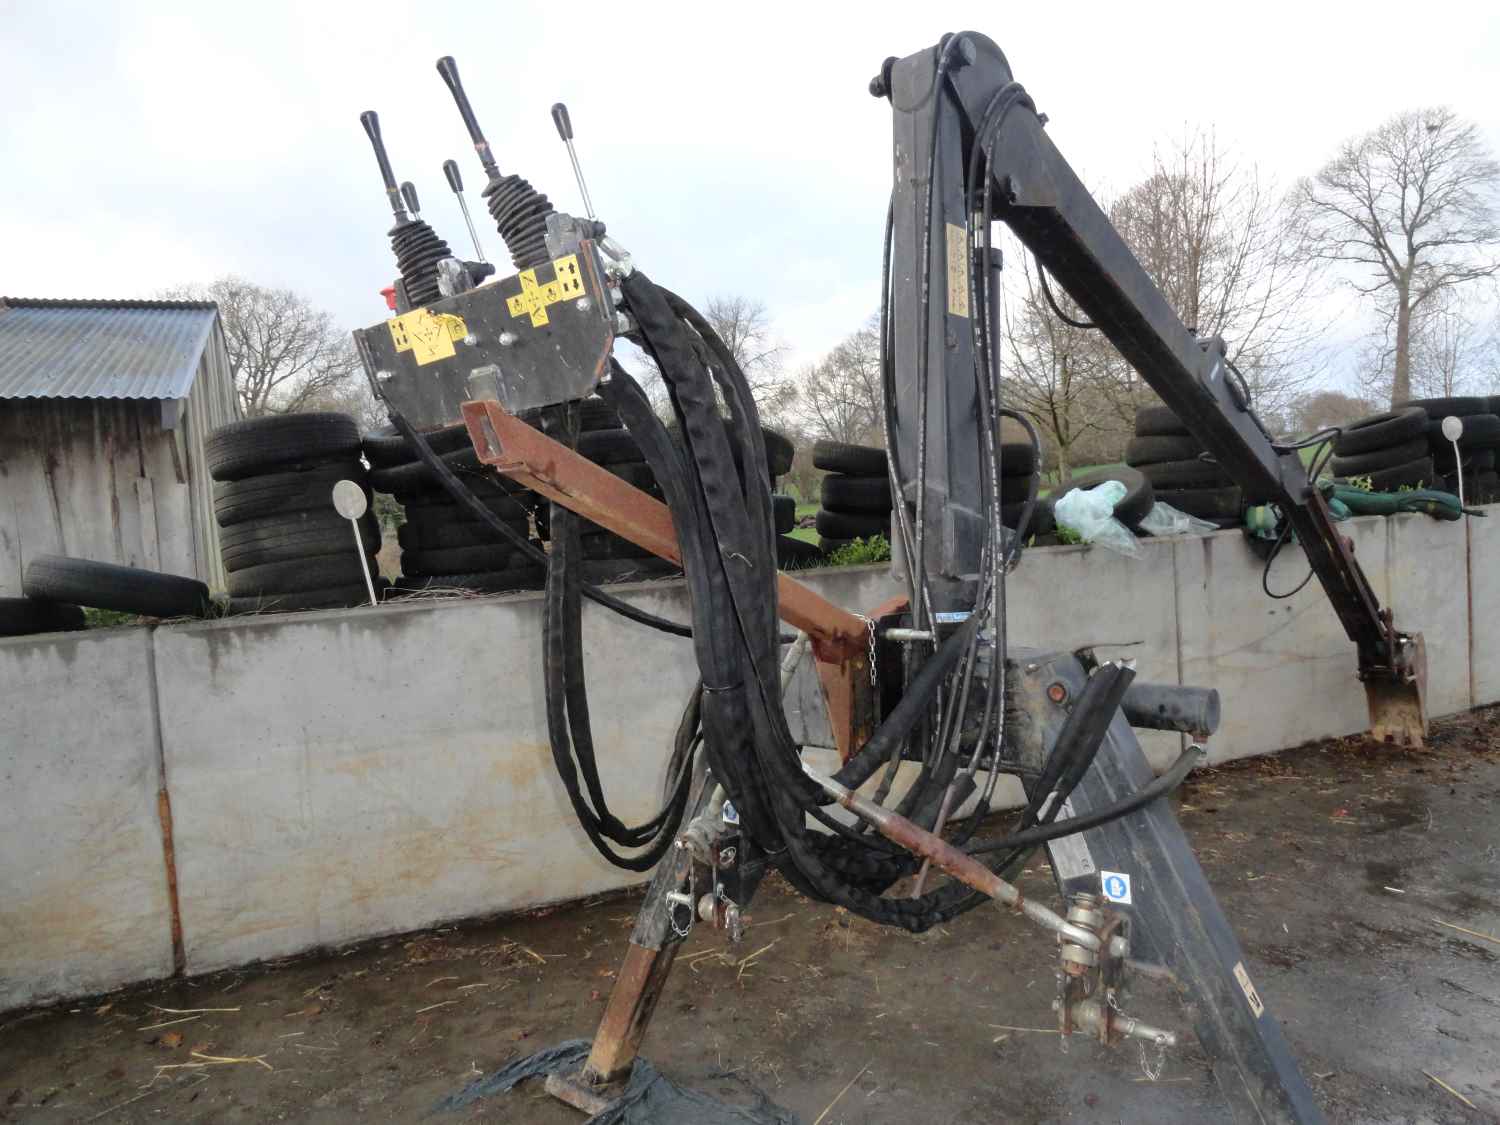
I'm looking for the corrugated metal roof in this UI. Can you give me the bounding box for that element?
[0,297,219,401]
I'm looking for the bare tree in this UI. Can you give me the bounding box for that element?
[1107,130,1322,422]
[1286,389,1378,435]
[1004,256,1115,479]
[161,276,361,417]
[1413,295,1484,398]
[1292,107,1500,405]
[633,293,793,423]
[795,316,883,446]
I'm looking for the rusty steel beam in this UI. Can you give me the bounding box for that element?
[461,398,875,756]
[579,941,680,1084]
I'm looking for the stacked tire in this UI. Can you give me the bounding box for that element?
[997,441,1055,537]
[813,441,891,553]
[567,398,679,585]
[208,413,383,613]
[365,423,546,596]
[1328,405,1433,494]
[1126,405,1242,526]
[1397,396,1500,502]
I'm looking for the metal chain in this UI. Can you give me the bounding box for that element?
[1138,1036,1168,1082]
[863,616,878,686]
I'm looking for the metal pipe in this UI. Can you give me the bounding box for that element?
[1066,998,1178,1048]
[801,761,1101,951]
[1121,681,1221,737]
[884,627,934,643]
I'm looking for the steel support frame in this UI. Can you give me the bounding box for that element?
[460,396,880,1098]
[461,398,873,762]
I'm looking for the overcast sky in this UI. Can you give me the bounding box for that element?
[3,1,1497,386]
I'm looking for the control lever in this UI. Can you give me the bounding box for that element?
[550,102,596,220]
[359,110,409,222]
[399,181,421,218]
[435,56,499,178]
[443,158,487,262]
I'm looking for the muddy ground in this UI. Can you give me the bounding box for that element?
[3,713,1499,1123]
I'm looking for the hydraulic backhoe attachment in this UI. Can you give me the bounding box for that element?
[341,32,1442,1125]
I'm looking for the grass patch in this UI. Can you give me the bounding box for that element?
[825,535,891,566]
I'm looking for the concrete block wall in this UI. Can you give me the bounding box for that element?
[0,630,176,1011]
[1,514,1487,1010]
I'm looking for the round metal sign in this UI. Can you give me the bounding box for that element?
[331,479,369,520]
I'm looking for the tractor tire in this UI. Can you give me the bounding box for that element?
[397,518,526,552]
[576,427,643,466]
[1361,456,1436,493]
[1134,405,1190,437]
[221,525,377,571]
[1332,407,1427,457]
[776,535,826,568]
[206,413,361,482]
[581,556,682,584]
[820,475,892,513]
[226,581,384,614]
[999,441,1038,475]
[402,543,524,576]
[577,532,656,561]
[999,474,1040,505]
[812,440,887,476]
[361,424,473,468]
[219,509,377,551]
[226,553,378,597]
[1050,466,1155,528]
[815,509,892,540]
[391,567,545,595]
[1400,396,1491,418]
[1136,458,1232,490]
[24,556,210,618]
[772,494,796,535]
[0,596,86,636]
[1125,435,1206,466]
[1328,437,1432,478]
[1000,501,1056,535]
[1153,487,1245,521]
[212,462,366,527]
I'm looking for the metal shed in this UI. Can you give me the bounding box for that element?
[0,297,239,596]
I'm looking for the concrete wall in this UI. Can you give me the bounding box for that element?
[0,514,1486,1009]
[0,629,175,1011]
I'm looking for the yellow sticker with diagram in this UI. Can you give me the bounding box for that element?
[388,309,468,365]
[506,254,584,328]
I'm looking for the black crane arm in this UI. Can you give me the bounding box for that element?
[878,33,1426,743]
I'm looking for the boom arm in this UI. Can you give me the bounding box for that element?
[878,33,1426,745]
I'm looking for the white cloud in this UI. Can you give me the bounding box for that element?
[2,0,1495,388]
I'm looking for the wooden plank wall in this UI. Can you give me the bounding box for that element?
[0,399,199,595]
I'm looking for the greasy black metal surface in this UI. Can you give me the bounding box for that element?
[884,30,1398,670]
[1122,681,1222,737]
[352,243,614,429]
[887,44,988,612]
[1013,650,1324,1125]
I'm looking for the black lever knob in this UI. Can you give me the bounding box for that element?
[436,56,499,177]
[443,158,463,194]
[359,110,407,220]
[550,102,573,141]
[400,181,420,215]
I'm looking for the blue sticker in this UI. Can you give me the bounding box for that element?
[1101,871,1132,904]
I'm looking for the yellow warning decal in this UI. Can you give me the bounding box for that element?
[1232,961,1265,1018]
[388,309,468,365]
[506,254,584,328]
[945,223,970,318]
